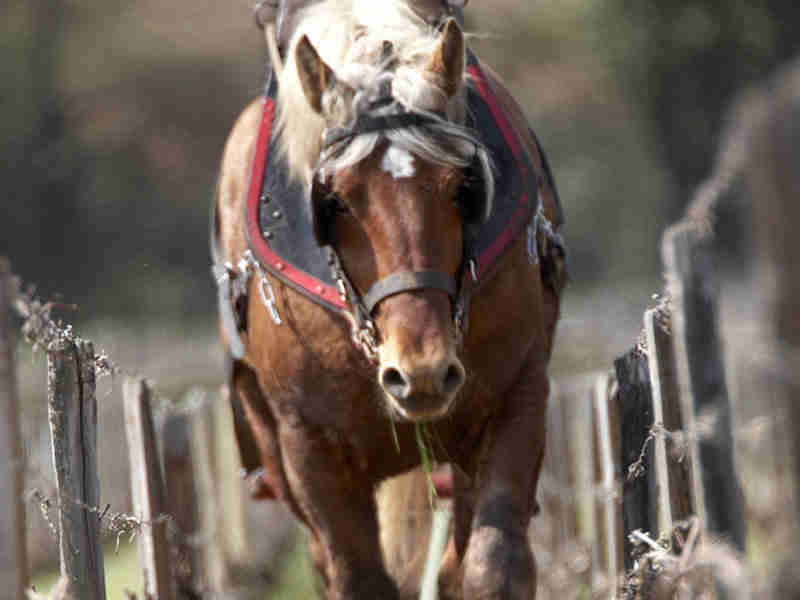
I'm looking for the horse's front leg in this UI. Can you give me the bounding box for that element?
[278,422,399,600]
[462,360,548,600]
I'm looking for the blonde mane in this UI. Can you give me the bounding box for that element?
[276,0,492,200]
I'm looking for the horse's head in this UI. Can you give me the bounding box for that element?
[288,18,493,421]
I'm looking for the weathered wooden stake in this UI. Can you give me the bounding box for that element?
[663,224,746,550]
[189,388,254,598]
[541,380,577,547]
[591,372,622,596]
[124,378,174,600]
[0,259,27,599]
[212,387,250,571]
[614,347,654,569]
[566,377,595,551]
[644,308,693,540]
[161,411,200,597]
[745,68,800,592]
[47,339,107,600]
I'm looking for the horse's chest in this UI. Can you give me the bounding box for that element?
[252,322,380,430]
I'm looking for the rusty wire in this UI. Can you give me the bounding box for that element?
[8,273,209,556]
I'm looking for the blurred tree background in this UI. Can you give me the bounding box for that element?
[600,0,800,219]
[1,0,798,320]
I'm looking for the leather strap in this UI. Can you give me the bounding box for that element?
[362,270,457,314]
[323,108,439,150]
[213,264,246,360]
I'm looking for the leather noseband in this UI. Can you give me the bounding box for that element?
[362,269,457,314]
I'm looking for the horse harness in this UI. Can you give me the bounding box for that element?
[212,53,566,365]
[212,0,566,495]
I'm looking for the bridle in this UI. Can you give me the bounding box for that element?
[312,89,490,361]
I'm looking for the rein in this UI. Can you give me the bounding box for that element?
[314,93,482,361]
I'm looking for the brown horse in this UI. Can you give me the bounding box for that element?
[214,1,566,598]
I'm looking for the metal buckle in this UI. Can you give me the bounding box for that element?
[253,266,281,326]
[329,247,381,362]
[527,225,538,265]
[214,263,233,286]
[469,259,478,282]
[240,250,282,326]
[340,309,379,362]
[454,304,465,339]
[527,208,540,265]
[355,320,378,360]
[258,276,282,325]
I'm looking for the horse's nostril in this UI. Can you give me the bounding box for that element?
[381,366,411,400]
[441,363,465,396]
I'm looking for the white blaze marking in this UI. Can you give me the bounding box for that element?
[381,145,416,179]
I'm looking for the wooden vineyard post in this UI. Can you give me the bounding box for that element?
[541,380,578,549]
[537,377,595,589]
[745,71,800,592]
[47,339,107,600]
[591,372,622,596]
[567,377,596,557]
[188,388,255,598]
[614,347,654,569]
[663,224,746,550]
[644,308,693,540]
[568,377,596,593]
[0,259,27,599]
[124,378,174,600]
[161,410,200,597]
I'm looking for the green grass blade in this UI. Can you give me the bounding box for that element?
[390,419,400,453]
[415,423,438,506]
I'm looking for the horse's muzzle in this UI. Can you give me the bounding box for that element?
[379,356,466,420]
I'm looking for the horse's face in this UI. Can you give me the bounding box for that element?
[296,21,470,421]
[333,145,467,421]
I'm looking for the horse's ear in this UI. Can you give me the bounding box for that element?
[295,35,353,114]
[426,18,465,98]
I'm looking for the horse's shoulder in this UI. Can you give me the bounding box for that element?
[222,99,264,170]
[217,99,264,262]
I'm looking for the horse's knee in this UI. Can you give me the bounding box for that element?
[462,494,536,600]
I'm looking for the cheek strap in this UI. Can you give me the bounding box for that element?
[361,270,457,314]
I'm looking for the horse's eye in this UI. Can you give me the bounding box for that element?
[328,193,350,215]
[454,180,473,207]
